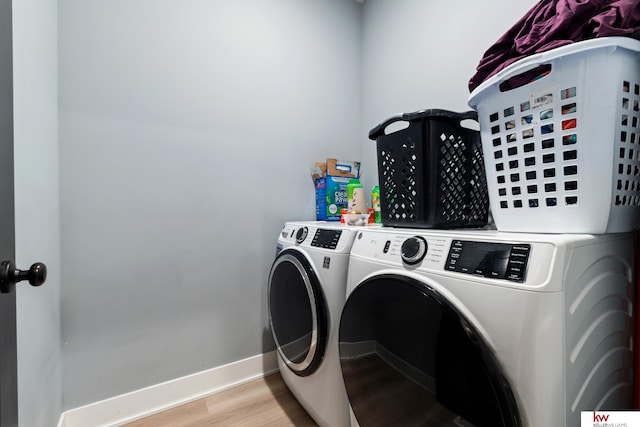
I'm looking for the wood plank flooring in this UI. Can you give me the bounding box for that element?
[121,373,318,427]
[341,353,460,426]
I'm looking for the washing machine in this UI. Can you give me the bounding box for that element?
[338,227,636,427]
[268,221,359,427]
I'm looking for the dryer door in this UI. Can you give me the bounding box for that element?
[339,274,520,427]
[268,249,327,377]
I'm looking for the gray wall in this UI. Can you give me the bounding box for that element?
[58,0,362,409]
[358,0,540,193]
[13,0,62,426]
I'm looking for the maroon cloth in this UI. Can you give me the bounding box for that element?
[469,0,640,92]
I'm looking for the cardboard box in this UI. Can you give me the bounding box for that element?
[311,162,327,221]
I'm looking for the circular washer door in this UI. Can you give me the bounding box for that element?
[339,274,521,427]
[268,248,328,377]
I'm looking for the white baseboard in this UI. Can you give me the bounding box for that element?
[57,351,278,427]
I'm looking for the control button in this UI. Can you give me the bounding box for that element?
[383,240,391,254]
[401,236,428,265]
[488,270,505,279]
[473,267,486,276]
[295,227,308,244]
[506,272,524,282]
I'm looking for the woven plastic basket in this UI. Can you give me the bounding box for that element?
[369,109,489,229]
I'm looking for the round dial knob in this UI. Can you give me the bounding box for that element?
[295,227,308,244]
[401,236,428,265]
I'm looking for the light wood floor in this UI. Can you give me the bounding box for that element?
[121,373,318,427]
[341,353,459,426]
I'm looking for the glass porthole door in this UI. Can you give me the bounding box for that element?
[339,274,521,427]
[269,249,327,377]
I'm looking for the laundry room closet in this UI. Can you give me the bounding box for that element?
[9,1,557,426]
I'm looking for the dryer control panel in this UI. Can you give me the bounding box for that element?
[445,240,531,282]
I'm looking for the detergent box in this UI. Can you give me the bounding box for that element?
[325,158,361,220]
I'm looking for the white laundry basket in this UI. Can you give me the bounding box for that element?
[469,37,640,233]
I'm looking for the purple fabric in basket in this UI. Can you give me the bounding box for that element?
[469,0,640,93]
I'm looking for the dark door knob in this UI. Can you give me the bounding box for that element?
[0,261,47,293]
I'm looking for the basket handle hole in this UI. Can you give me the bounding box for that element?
[384,120,410,135]
[499,64,552,92]
[460,119,480,131]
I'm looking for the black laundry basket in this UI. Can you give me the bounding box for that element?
[369,109,489,229]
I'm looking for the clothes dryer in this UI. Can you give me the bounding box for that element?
[339,227,635,427]
[268,221,358,427]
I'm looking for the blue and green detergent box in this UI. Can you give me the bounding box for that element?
[325,158,361,220]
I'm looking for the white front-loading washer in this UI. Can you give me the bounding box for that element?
[268,221,360,427]
[339,227,636,427]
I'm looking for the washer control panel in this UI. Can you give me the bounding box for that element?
[311,229,342,249]
[445,240,531,282]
